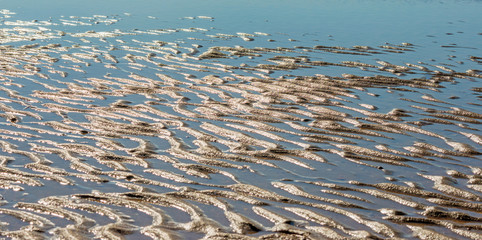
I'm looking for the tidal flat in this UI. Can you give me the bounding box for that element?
[0,0,481,239]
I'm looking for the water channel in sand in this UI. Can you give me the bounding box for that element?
[0,0,481,239]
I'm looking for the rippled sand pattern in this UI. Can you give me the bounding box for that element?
[0,10,481,240]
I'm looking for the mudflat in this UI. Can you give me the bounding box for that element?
[0,1,481,239]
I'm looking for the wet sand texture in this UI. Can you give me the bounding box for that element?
[0,8,481,240]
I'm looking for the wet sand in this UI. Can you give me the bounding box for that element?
[0,4,481,240]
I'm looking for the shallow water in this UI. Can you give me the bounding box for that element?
[0,1,481,239]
